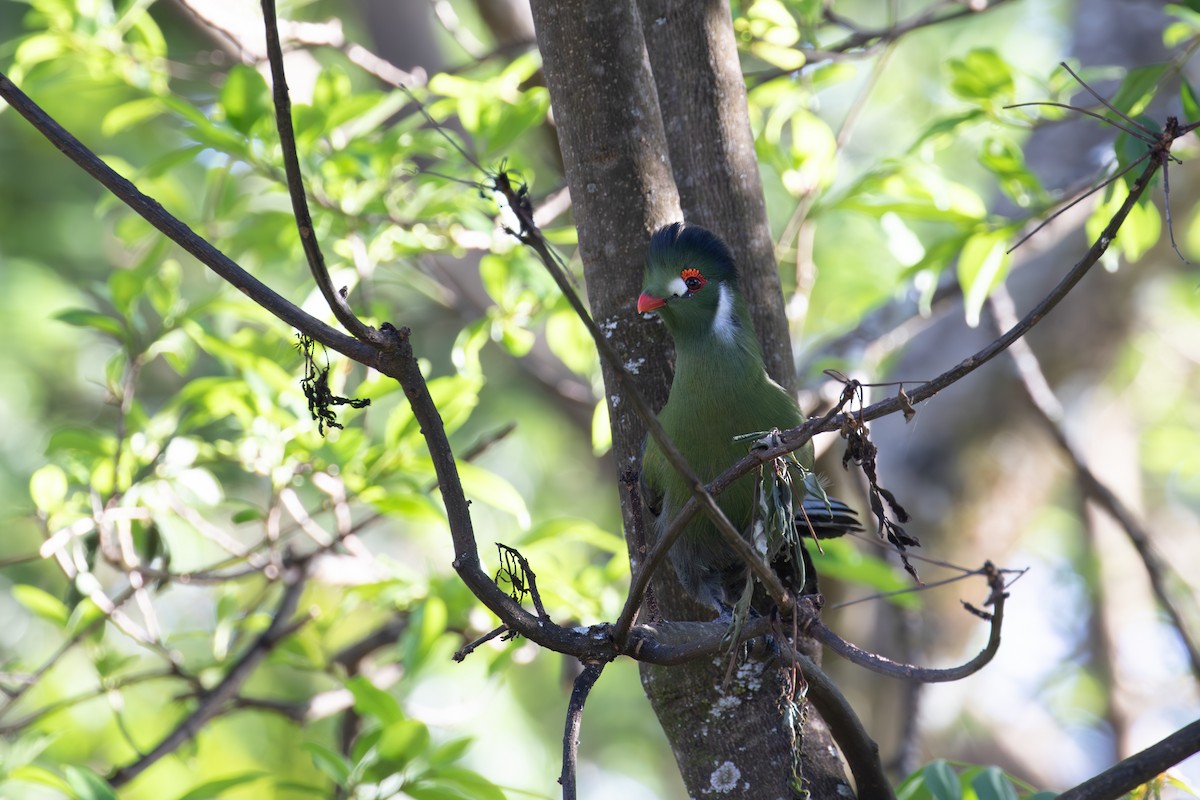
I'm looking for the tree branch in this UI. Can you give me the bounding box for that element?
[259,0,382,345]
[0,72,375,367]
[782,647,895,800]
[801,563,1010,683]
[559,661,605,800]
[108,572,308,787]
[1057,718,1200,800]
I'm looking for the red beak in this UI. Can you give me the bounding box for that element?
[637,292,667,313]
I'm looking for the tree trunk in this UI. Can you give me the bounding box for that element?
[530,1,851,796]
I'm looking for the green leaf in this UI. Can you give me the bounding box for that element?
[174,772,268,800]
[1085,178,1161,266]
[749,41,805,71]
[346,675,404,725]
[910,110,986,151]
[428,737,473,767]
[923,760,962,800]
[1182,80,1200,123]
[29,464,69,512]
[423,767,507,800]
[8,764,72,794]
[63,766,118,800]
[101,97,164,137]
[377,719,430,764]
[12,585,70,628]
[456,462,530,528]
[947,49,1013,104]
[957,229,1013,328]
[231,508,264,524]
[1108,64,1168,119]
[13,33,65,70]
[220,64,272,136]
[303,741,352,786]
[591,399,611,457]
[809,540,917,607]
[545,309,597,377]
[404,786,465,800]
[971,768,1019,800]
[55,309,126,340]
[67,598,108,638]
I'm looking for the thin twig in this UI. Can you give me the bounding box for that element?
[559,662,605,800]
[0,587,135,721]
[259,0,381,345]
[802,563,1010,682]
[108,572,308,787]
[1058,61,1159,140]
[989,287,1200,683]
[453,625,510,662]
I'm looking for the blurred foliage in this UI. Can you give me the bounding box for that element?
[2,0,1200,798]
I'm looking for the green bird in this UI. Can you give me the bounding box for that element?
[637,222,860,616]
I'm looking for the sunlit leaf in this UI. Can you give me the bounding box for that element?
[1086,177,1161,266]
[1109,63,1168,119]
[63,766,117,800]
[1183,80,1200,123]
[173,772,268,800]
[947,49,1014,105]
[29,464,69,512]
[456,462,530,527]
[346,675,404,725]
[101,97,164,137]
[957,229,1013,327]
[377,719,430,764]
[12,585,70,627]
[303,741,352,786]
[55,309,126,340]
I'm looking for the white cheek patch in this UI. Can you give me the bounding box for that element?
[712,283,736,343]
[667,276,688,298]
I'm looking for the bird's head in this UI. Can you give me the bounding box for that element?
[637,223,742,342]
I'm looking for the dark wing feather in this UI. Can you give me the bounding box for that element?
[798,495,862,539]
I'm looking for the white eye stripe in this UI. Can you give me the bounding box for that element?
[667,276,688,297]
[712,283,736,343]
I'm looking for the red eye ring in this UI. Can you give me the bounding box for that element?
[681,268,706,293]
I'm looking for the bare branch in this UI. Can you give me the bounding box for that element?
[453,625,511,662]
[259,0,382,345]
[559,662,605,800]
[1057,719,1200,800]
[780,647,895,800]
[802,563,1010,683]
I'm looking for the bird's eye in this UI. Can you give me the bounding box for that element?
[681,268,706,293]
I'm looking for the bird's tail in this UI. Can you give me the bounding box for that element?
[798,495,862,539]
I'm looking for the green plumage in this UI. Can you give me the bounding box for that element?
[638,223,857,614]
